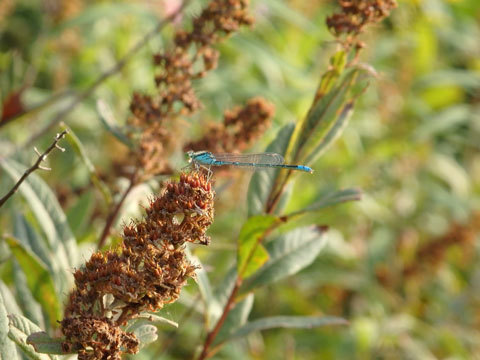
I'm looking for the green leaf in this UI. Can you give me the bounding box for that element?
[13,215,52,270]
[226,315,348,342]
[96,99,134,148]
[214,294,254,345]
[288,67,367,166]
[4,236,61,327]
[0,290,18,360]
[212,267,237,322]
[26,332,64,355]
[196,264,222,326]
[0,281,22,315]
[12,260,45,329]
[133,324,158,348]
[185,248,224,326]
[237,215,279,279]
[287,188,362,218]
[61,124,112,205]
[66,191,95,236]
[242,227,328,292]
[247,124,294,216]
[302,101,355,166]
[8,314,58,359]
[0,158,78,269]
[330,51,347,72]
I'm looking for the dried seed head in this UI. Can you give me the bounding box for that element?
[184,97,274,154]
[326,0,397,37]
[125,1,253,181]
[61,171,214,359]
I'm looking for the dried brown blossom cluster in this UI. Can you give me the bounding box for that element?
[185,97,274,154]
[154,0,254,115]
[373,213,480,291]
[326,0,397,43]
[401,213,479,279]
[61,172,214,360]
[128,0,253,179]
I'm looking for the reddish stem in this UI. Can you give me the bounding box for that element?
[197,277,243,360]
[97,174,137,249]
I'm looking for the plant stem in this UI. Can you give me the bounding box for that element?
[197,220,279,359]
[0,130,68,208]
[97,173,137,249]
[197,277,243,360]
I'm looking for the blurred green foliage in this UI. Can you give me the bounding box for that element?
[1,0,480,359]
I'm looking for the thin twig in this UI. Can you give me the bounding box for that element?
[16,1,189,152]
[97,172,138,249]
[0,130,68,208]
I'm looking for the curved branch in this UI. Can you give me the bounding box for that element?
[0,130,68,208]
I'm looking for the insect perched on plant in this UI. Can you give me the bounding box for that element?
[187,150,313,176]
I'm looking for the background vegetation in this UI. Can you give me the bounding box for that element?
[1,0,479,359]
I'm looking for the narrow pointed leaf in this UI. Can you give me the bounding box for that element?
[13,215,52,271]
[97,99,133,148]
[242,227,328,292]
[284,51,348,163]
[227,315,348,342]
[288,188,362,218]
[295,69,360,165]
[12,260,45,328]
[4,236,61,326]
[0,158,77,269]
[303,101,355,165]
[66,191,94,236]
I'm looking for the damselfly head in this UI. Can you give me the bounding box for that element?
[186,150,194,163]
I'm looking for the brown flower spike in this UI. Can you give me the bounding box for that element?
[185,97,275,154]
[61,172,214,360]
[326,0,397,49]
[127,0,254,180]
